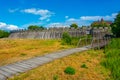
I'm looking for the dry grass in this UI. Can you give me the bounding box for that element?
[0,39,72,66]
[9,50,110,80]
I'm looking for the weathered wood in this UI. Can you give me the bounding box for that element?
[9,27,111,39]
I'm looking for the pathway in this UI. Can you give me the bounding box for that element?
[0,45,92,80]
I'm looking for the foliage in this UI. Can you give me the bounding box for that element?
[71,37,80,46]
[111,13,120,37]
[20,53,27,56]
[64,66,76,75]
[70,23,78,29]
[62,32,72,45]
[0,30,10,38]
[53,75,59,80]
[74,35,92,47]
[81,63,88,68]
[62,34,92,47]
[102,38,120,80]
[28,25,45,30]
[91,19,110,28]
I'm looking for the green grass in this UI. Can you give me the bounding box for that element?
[64,66,76,75]
[61,31,92,47]
[81,63,88,69]
[53,75,59,80]
[101,38,120,80]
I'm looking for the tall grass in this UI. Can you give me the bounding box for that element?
[61,31,92,47]
[102,38,120,80]
[0,39,73,66]
[9,50,107,80]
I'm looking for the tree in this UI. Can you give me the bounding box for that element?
[39,26,45,30]
[91,18,111,28]
[28,25,45,30]
[111,13,120,37]
[62,32,71,45]
[0,30,10,38]
[70,23,78,29]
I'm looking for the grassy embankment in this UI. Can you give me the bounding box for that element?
[102,38,120,80]
[9,50,110,80]
[0,39,73,66]
[2,37,119,80]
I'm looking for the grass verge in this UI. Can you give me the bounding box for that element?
[101,38,120,80]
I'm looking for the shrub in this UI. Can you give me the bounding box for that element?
[62,32,71,45]
[111,13,120,37]
[81,64,88,68]
[28,25,45,30]
[0,30,10,38]
[71,37,80,46]
[70,23,78,29]
[64,66,76,75]
[20,53,27,56]
[53,75,59,80]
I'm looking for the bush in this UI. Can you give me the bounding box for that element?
[53,75,59,80]
[20,53,27,56]
[81,63,88,68]
[70,23,78,29]
[28,25,45,30]
[71,37,80,46]
[62,32,71,45]
[111,13,120,37]
[0,30,10,38]
[64,66,76,75]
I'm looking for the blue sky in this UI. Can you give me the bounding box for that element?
[0,0,119,30]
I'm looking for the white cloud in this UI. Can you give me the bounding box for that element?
[66,18,90,26]
[22,8,54,21]
[46,22,70,28]
[0,22,19,30]
[111,13,118,18]
[47,17,91,28]
[80,16,101,21]
[80,13,118,21]
[46,19,50,22]
[65,16,69,19]
[58,13,117,27]
[8,8,19,13]
[39,15,51,20]
[0,22,7,28]
[20,22,43,29]
[67,18,77,21]
[46,22,62,27]
[7,25,19,30]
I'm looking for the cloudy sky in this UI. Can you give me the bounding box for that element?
[0,0,119,30]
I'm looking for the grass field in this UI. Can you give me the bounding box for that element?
[102,38,120,80]
[9,50,110,80]
[0,39,73,66]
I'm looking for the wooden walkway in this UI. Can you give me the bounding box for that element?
[0,39,109,80]
[92,42,109,48]
[0,45,92,80]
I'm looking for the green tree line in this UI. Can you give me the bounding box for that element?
[111,12,120,37]
[28,25,46,30]
[0,30,10,38]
